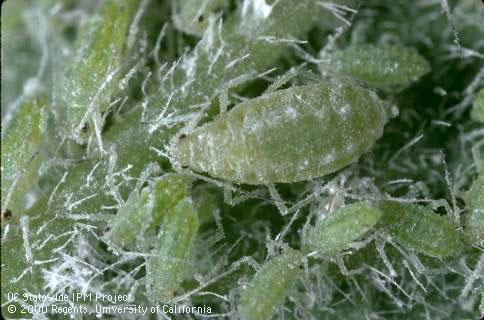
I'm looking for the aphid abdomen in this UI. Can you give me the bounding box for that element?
[378,201,463,258]
[173,83,390,184]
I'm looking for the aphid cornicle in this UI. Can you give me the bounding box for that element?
[171,83,391,184]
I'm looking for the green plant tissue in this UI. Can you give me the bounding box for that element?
[1,0,483,319]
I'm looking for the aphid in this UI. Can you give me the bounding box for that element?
[464,172,483,246]
[472,88,484,123]
[104,188,153,249]
[146,197,199,302]
[58,0,139,143]
[172,82,391,184]
[303,202,382,255]
[173,0,224,35]
[378,201,463,257]
[319,44,430,89]
[105,173,191,249]
[238,248,304,320]
[1,95,44,215]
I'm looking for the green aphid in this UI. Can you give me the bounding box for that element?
[472,88,484,123]
[303,202,382,255]
[104,188,153,249]
[173,0,224,36]
[464,172,483,246]
[320,44,430,89]
[238,248,304,320]
[105,173,191,249]
[378,201,464,257]
[58,0,139,143]
[172,82,391,184]
[146,197,199,302]
[1,95,45,216]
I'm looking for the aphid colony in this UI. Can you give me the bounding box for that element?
[105,179,467,320]
[3,0,482,319]
[103,40,470,317]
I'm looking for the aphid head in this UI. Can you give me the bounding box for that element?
[80,122,89,134]
[168,132,192,171]
[1,209,12,223]
[70,120,91,144]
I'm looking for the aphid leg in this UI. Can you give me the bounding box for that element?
[334,256,367,301]
[238,255,262,272]
[266,183,289,215]
[219,87,230,114]
[375,237,397,278]
[472,138,484,170]
[184,101,211,132]
[334,256,366,277]
[134,162,161,192]
[369,267,407,307]
[264,66,301,95]
[204,207,225,246]
[347,230,380,251]
[223,185,234,205]
[402,260,427,293]
[429,198,459,226]
[459,253,484,300]
[275,208,303,243]
[222,184,265,206]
